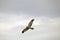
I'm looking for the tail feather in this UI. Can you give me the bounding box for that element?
[30,28,34,30]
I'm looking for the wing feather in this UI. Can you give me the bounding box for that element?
[22,27,29,33]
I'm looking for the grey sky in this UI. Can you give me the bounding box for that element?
[0,0,60,17]
[0,0,60,40]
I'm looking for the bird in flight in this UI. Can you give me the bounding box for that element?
[22,19,34,33]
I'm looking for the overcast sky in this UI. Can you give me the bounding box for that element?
[0,0,60,40]
[0,0,60,17]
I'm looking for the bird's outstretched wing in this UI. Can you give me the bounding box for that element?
[22,26,29,33]
[22,19,34,33]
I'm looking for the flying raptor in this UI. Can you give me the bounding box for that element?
[22,19,34,33]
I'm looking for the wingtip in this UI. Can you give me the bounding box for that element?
[22,31,24,33]
[22,32,24,34]
[31,19,34,21]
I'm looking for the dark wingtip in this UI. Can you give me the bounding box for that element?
[31,19,34,21]
[22,31,24,33]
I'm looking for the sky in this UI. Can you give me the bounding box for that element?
[0,0,60,40]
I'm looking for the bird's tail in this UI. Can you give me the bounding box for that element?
[30,28,34,30]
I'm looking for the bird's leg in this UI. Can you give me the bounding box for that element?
[30,28,34,30]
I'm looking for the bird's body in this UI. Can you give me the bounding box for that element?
[22,19,34,33]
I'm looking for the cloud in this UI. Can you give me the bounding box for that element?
[0,12,60,40]
[0,0,60,40]
[0,12,60,32]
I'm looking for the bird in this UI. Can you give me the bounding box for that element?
[22,19,34,33]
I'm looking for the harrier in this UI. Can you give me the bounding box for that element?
[22,19,34,33]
